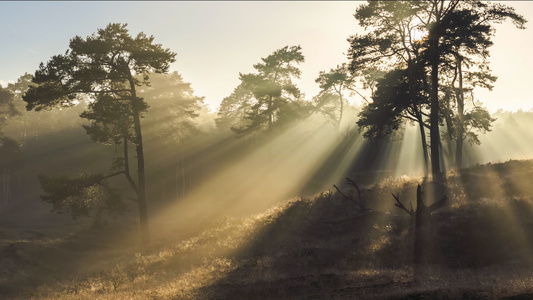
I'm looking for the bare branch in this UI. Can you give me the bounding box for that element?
[392,192,414,217]
[333,184,355,203]
[428,195,447,213]
[333,184,371,212]
[101,171,126,181]
[345,177,363,206]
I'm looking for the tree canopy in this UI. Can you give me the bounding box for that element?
[23,23,177,246]
[349,0,526,176]
[218,45,305,134]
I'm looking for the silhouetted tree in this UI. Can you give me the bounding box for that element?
[228,45,305,134]
[216,83,254,132]
[357,67,431,176]
[0,137,22,206]
[23,23,176,246]
[0,86,19,130]
[138,71,207,200]
[349,1,433,176]
[434,4,525,168]
[139,71,206,142]
[393,185,446,268]
[314,64,355,130]
[349,0,526,177]
[0,86,22,205]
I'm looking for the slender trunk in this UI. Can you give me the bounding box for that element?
[123,136,138,196]
[127,74,150,248]
[417,113,429,178]
[338,94,343,131]
[430,10,442,180]
[444,99,454,164]
[455,56,465,169]
[414,185,426,265]
[267,95,273,130]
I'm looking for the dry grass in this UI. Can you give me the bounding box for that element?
[3,159,533,299]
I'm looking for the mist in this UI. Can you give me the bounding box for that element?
[1,2,533,299]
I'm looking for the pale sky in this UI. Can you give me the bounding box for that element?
[1,1,532,113]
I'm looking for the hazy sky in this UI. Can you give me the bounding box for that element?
[1,1,532,112]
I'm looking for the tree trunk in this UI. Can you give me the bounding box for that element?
[268,95,273,130]
[337,86,344,131]
[128,73,150,248]
[443,94,455,165]
[417,114,429,178]
[455,56,465,169]
[132,104,149,247]
[430,23,442,180]
[123,136,138,196]
[414,185,426,265]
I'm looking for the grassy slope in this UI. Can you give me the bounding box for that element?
[3,160,533,299]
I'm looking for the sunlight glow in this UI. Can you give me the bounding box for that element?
[410,27,428,42]
[153,120,347,238]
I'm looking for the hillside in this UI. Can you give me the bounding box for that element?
[2,160,533,299]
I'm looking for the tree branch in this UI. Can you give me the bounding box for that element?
[428,195,447,213]
[345,177,363,206]
[392,192,414,217]
[333,184,355,203]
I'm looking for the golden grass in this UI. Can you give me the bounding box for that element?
[5,159,533,299]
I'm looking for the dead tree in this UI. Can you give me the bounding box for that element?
[392,184,447,265]
[333,177,371,212]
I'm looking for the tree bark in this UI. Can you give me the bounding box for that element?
[417,113,430,178]
[430,14,442,180]
[127,72,150,248]
[267,94,273,130]
[455,56,465,169]
[123,136,138,195]
[414,185,426,265]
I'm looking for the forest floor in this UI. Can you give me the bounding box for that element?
[3,159,533,299]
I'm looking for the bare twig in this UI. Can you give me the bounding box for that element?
[345,177,363,206]
[333,184,371,212]
[333,184,355,203]
[392,192,415,217]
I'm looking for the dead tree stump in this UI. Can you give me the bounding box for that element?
[392,184,447,266]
